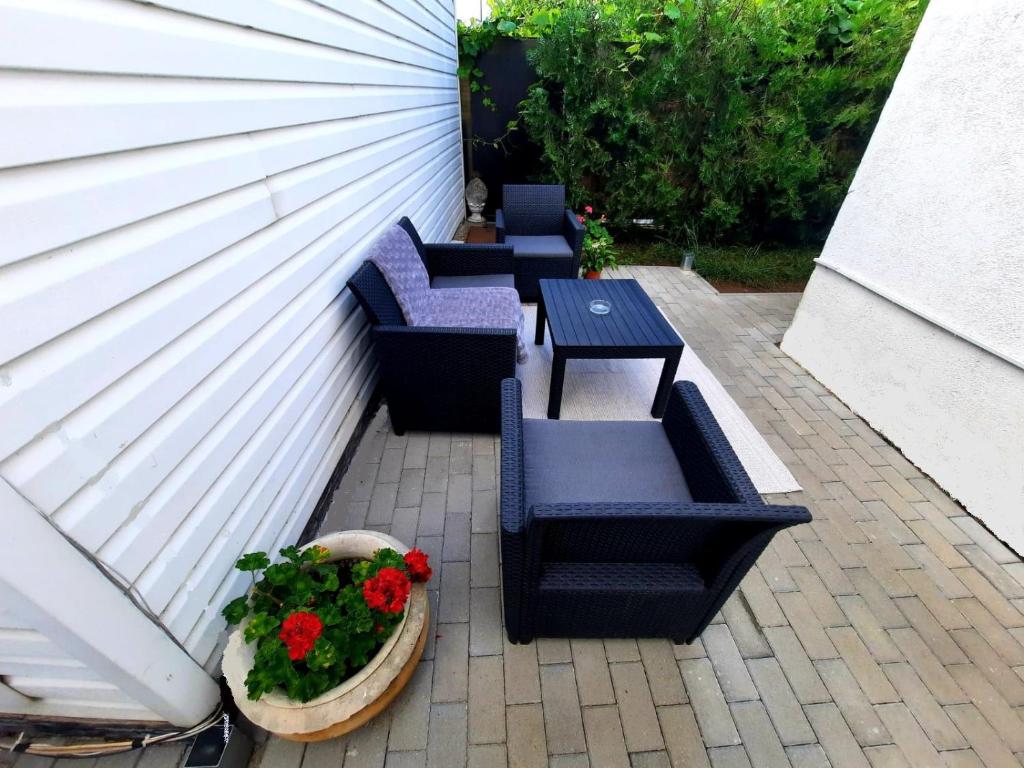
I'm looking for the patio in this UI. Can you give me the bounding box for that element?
[11,265,1021,768]
[244,265,1022,767]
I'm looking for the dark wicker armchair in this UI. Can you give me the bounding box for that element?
[499,378,810,644]
[345,219,518,434]
[496,185,585,301]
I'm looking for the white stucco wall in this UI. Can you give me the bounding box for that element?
[782,0,1024,551]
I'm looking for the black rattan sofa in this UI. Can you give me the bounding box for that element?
[496,184,585,301]
[346,218,518,434]
[499,377,811,644]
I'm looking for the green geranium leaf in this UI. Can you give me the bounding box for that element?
[244,612,281,644]
[264,562,299,586]
[235,552,270,572]
[222,596,250,624]
[307,637,337,671]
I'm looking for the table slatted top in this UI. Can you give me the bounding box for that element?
[540,279,683,351]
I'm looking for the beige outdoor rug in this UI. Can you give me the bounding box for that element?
[517,305,801,495]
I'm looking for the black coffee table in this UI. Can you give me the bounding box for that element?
[536,279,685,419]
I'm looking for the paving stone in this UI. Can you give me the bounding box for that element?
[302,738,350,768]
[701,625,759,703]
[443,511,471,562]
[450,440,473,474]
[906,544,972,599]
[582,706,631,768]
[678,658,741,747]
[952,518,1019,564]
[610,661,664,752]
[777,591,839,661]
[469,655,506,744]
[823,627,897,705]
[874,703,942,767]
[470,532,500,588]
[468,744,507,768]
[730,701,791,768]
[386,751,426,768]
[957,545,1024,599]
[537,638,573,664]
[814,659,890,747]
[471,490,498,533]
[638,639,687,705]
[391,506,420,546]
[507,704,548,768]
[805,703,871,768]
[432,623,469,703]
[469,588,502,656]
[397,467,425,508]
[368,482,399,525]
[844,568,908,630]
[892,596,968,665]
[379,447,406,483]
[947,663,1024,753]
[440,561,470,623]
[951,629,1024,707]
[572,639,616,706]
[953,568,1024,628]
[887,627,965,704]
[881,661,966,750]
[939,750,986,768]
[788,566,849,628]
[418,492,447,536]
[605,639,642,662]
[707,746,753,768]
[898,568,971,630]
[657,704,712,768]
[746,657,815,746]
[785,744,832,768]
[861,745,910,768]
[345,711,391,768]
[550,755,591,768]
[540,664,587,754]
[836,596,902,664]
[629,752,671,768]
[763,626,831,704]
[388,660,434,751]
[740,567,788,627]
[952,597,1024,666]
[944,704,1020,768]
[447,474,472,513]
[503,636,541,704]
[426,702,467,768]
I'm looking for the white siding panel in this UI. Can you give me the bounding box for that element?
[0,0,464,722]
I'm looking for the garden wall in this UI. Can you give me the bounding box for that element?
[783,0,1024,552]
[0,0,464,726]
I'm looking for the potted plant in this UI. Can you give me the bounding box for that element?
[577,205,617,279]
[221,531,431,742]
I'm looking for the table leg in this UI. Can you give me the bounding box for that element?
[652,349,683,418]
[548,351,566,419]
[535,293,547,346]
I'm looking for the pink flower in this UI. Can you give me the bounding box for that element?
[577,215,585,224]
[584,205,594,214]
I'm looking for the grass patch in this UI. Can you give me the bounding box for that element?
[615,241,819,291]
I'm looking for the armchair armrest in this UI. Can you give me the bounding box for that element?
[495,209,506,243]
[527,500,810,590]
[562,209,585,272]
[662,382,763,504]
[499,377,529,641]
[425,243,514,277]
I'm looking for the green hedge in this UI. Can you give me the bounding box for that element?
[470,0,926,245]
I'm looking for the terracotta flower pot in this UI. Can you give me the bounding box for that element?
[222,530,429,742]
[584,270,602,280]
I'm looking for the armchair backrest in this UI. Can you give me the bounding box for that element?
[502,184,566,235]
[347,261,406,327]
[396,216,429,269]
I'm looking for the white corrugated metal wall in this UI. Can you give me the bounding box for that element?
[0,0,464,723]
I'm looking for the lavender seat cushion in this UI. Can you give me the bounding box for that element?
[368,224,527,362]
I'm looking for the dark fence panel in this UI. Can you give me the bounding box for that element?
[467,37,544,217]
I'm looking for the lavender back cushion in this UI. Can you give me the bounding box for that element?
[368,224,528,362]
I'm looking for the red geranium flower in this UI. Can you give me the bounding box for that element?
[279,611,323,661]
[403,548,432,583]
[584,205,594,214]
[577,214,586,224]
[363,567,411,614]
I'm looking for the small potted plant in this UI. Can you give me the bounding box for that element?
[577,205,617,279]
[221,531,431,742]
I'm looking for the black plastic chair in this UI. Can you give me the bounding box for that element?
[499,377,811,644]
[345,219,518,434]
[496,185,585,301]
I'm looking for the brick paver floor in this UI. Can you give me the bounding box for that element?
[242,266,1024,768]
